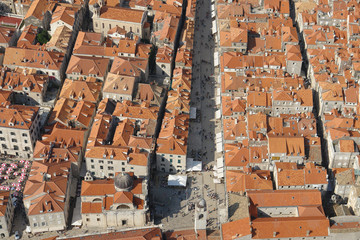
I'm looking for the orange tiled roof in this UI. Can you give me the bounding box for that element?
[222,217,251,239]
[0,26,15,46]
[4,47,64,71]
[60,79,102,103]
[66,55,110,78]
[103,73,136,97]
[166,89,191,113]
[0,104,39,130]
[110,57,148,77]
[268,136,305,156]
[45,26,72,52]
[156,46,173,63]
[51,5,76,26]
[39,122,86,147]
[0,191,11,217]
[25,0,54,20]
[226,169,273,193]
[275,162,327,187]
[113,100,159,120]
[48,98,96,129]
[166,229,207,240]
[0,69,47,93]
[99,6,145,23]
[157,111,188,155]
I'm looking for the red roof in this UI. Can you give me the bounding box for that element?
[0,16,22,26]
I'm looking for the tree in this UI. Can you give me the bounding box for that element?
[36,29,51,45]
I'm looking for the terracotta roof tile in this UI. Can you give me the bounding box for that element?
[99,6,145,23]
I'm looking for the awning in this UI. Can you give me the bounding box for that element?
[216,132,223,141]
[214,51,219,66]
[168,175,187,187]
[216,96,221,105]
[186,158,202,171]
[190,107,197,119]
[216,141,224,153]
[212,20,217,34]
[215,110,222,119]
[216,157,224,178]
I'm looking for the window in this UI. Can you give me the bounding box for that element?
[11,139,17,143]
[170,159,173,162]
[122,162,125,165]
[122,220,127,225]
[86,218,90,222]
[91,159,94,163]
[102,23,104,28]
[13,146,18,150]
[34,223,37,227]
[100,166,103,170]
[22,133,27,137]
[99,160,104,164]
[109,173,114,177]
[24,140,28,143]
[91,165,95,169]
[10,132,15,136]
[108,166,114,170]
[42,222,45,226]
[97,218,100,222]
[108,161,113,164]
[122,168,125,171]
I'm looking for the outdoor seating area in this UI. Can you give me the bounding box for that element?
[0,160,31,194]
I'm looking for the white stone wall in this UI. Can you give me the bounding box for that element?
[0,111,41,158]
[85,156,148,179]
[156,153,186,173]
[29,212,66,233]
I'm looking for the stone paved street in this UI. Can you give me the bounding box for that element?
[151,0,226,233]
[152,172,224,231]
